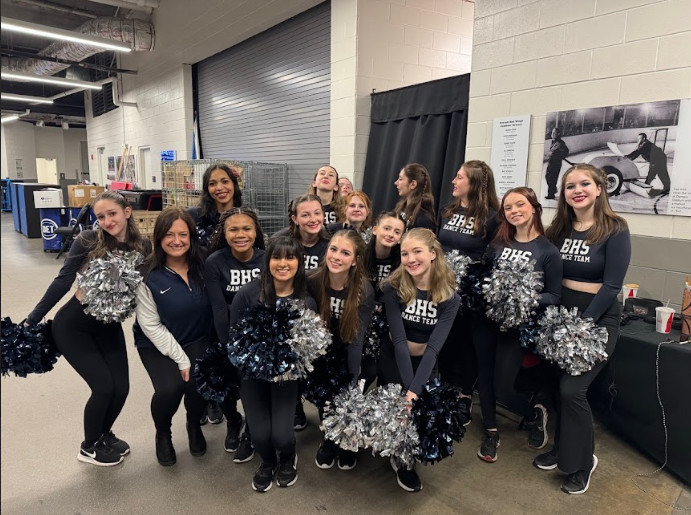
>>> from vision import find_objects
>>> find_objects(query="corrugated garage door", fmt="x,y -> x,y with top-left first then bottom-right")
195,2 -> 330,201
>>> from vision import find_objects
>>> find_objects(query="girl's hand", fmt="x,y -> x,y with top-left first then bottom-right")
404,390 -> 418,412
180,367 -> 190,382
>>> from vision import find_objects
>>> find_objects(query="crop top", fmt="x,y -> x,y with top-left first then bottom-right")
438,207 -> 499,260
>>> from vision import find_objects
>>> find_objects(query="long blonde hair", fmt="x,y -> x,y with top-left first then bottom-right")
383,228 -> 456,305
545,164 -> 627,245
442,160 -> 500,238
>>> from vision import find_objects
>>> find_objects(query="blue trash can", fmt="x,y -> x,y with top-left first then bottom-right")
67,206 -> 96,228
40,208 -> 65,252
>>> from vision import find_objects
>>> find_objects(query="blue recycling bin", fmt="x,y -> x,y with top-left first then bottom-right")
67,206 -> 95,228
39,208 -> 65,252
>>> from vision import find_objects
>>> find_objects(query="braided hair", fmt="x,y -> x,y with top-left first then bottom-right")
208,207 -> 266,254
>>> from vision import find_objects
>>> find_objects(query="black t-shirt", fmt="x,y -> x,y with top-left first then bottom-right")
28,230 -> 152,324
382,284 -> 460,395
323,204 -> 338,225
401,208 -> 436,231
204,247 -> 265,344
303,237 -> 330,271
438,207 -> 499,260
229,280 -> 317,323
489,235 -> 562,307
557,227 -> 631,321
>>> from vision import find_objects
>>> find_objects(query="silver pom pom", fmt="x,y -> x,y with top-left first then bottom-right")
274,301 -> 332,382
483,258 -> 543,331
77,250 -> 144,323
534,306 -> 609,376
445,250 -> 473,291
368,383 -> 419,469
361,227 -> 373,245
322,380 -> 371,452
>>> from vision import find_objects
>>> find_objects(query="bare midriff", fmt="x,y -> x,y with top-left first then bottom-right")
563,279 -> 602,295
407,341 -> 427,357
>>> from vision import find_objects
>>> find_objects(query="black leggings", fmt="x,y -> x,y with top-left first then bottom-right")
241,378 -> 298,465
359,356 -> 378,392
138,339 -> 209,435
51,296 -> 129,446
553,288 -> 621,473
378,338 -> 439,387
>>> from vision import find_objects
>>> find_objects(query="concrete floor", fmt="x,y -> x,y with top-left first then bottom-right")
1,212 -> 689,515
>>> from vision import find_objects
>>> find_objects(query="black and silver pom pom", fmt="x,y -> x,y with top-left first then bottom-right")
483,258 -> 543,331
194,341 -> 240,403
363,304 -> 387,360
303,346 -> 353,409
445,250 -> 473,291
1,317 -> 60,377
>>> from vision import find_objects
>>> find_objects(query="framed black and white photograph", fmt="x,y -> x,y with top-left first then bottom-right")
541,99 -> 691,217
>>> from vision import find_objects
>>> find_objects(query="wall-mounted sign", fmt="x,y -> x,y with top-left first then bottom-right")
160,150 -> 177,161
490,115 -> 532,199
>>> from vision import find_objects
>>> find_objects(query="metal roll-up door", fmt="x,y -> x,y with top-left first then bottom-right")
195,2 -> 330,201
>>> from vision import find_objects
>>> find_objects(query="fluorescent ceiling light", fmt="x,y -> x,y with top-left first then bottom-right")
1,93 -> 54,104
1,115 -> 20,123
1,17 -> 132,53
1,71 -> 102,90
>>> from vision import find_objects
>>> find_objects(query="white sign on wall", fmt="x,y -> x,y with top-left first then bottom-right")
490,115 -> 532,199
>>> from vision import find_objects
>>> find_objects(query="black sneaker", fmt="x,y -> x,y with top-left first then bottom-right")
390,457 -> 422,492
276,454 -> 298,487
315,439 -> 336,469
561,455 -> 598,495
77,439 -> 123,467
252,461 -> 278,492
526,404 -> 548,449
456,396 -> 473,427
200,413 -> 209,426
207,401 -> 224,425
337,449 -> 357,470
533,447 -> 558,470
294,400 -> 307,431
101,431 -> 130,457
477,431 -> 500,463
186,422 -> 207,457
155,432 -> 176,467
224,413 -> 243,453
233,430 -> 255,463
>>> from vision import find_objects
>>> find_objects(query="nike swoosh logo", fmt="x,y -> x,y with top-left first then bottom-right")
160,288 -> 171,294
83,450 -> 96,458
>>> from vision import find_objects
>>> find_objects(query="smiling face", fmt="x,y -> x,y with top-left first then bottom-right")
270,252 -> 299,286
373,216 -> 405,248
292,200 -> 324,237
326,235 -> 356,275
207,168 -> 235,209
225,213 -> 256,257
503,192 -> 535,230
394,169 -> 416,198
345,195 -> 368,227
312,166 -> 339,195
564,169 -> 601,211
93,198 -> 131,242
451,166 -> 470,200
338,177 -> 353,196
400,236 -> 435,283
161,218 -> 191,259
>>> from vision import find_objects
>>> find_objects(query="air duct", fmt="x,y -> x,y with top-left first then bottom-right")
1,17 -> 154,76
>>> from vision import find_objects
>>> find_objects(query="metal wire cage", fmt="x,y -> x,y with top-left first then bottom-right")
161,159 -> 289,235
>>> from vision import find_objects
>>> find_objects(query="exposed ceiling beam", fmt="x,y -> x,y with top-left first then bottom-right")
84,0 -> 159,15
0,48 -> 138,74
1,99 -> 84,117
10,0 -> 99,19
2,70 -> 102,89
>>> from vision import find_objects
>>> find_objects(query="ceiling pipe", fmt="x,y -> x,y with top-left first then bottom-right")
45,76 -> 137,107
84,0 -> 159,15
13,0 -> 99,18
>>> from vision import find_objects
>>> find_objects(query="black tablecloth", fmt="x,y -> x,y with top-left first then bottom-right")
606,320 -> 691,484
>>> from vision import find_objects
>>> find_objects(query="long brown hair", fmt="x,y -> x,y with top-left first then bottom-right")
208,207 -> 266,254
89,190 -> 146,260
198,164 -> 243,218
383,228 -> 456,305
442,160 -> 500,238
493,187 -> 545,245
337,190 -> 373,230
308,165 -> 340,207
394,163 -> 437,227
143,206 -> 205,285
311,230 -> 367,345
287,194 -> 330,243
545,164 -> 628,245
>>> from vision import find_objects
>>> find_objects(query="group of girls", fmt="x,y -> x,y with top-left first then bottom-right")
27,158 -> 629,497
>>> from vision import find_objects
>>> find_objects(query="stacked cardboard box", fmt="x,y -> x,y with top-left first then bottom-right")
132,210 -> 160,240
68,186 -> 106,207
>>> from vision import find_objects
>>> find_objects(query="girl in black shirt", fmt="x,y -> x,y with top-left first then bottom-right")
205,207 -> 267,463
308,165 -> 341,225
308,230 -> 374,471
539,164 -> 631,495
326,190 -> 373,237
394,163 -> 437,231
27,191 -> 150,467
380,228 -> 460,492
276,194 -> 331,272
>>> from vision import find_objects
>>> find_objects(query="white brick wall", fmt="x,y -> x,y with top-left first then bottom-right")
467,0 -> 691,240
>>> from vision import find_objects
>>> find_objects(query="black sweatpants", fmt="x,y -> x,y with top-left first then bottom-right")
51,296 -> 129,446
494,330 -> 542,421
553,288 -> 621,474
241,378 -> 298,465
378,338 -> 439,387
138,339 -> 209,435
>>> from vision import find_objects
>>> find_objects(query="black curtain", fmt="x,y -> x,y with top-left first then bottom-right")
362,74 -> 470,218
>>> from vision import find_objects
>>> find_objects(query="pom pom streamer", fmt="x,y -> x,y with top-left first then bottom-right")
534,306 -> 609,376
361,227 -> 373,245
1,317 -> 61,377
303,346 -> 353,408
519,316 -> 541,354
483,258 -> 543,331
228,301 -> 331,382
322,380 -> 371,452
459,261 -> 491,316
77,250 -> 144,323
363,304 -> 387,360
194,341 -> 240,403
445,250 -> 473,291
